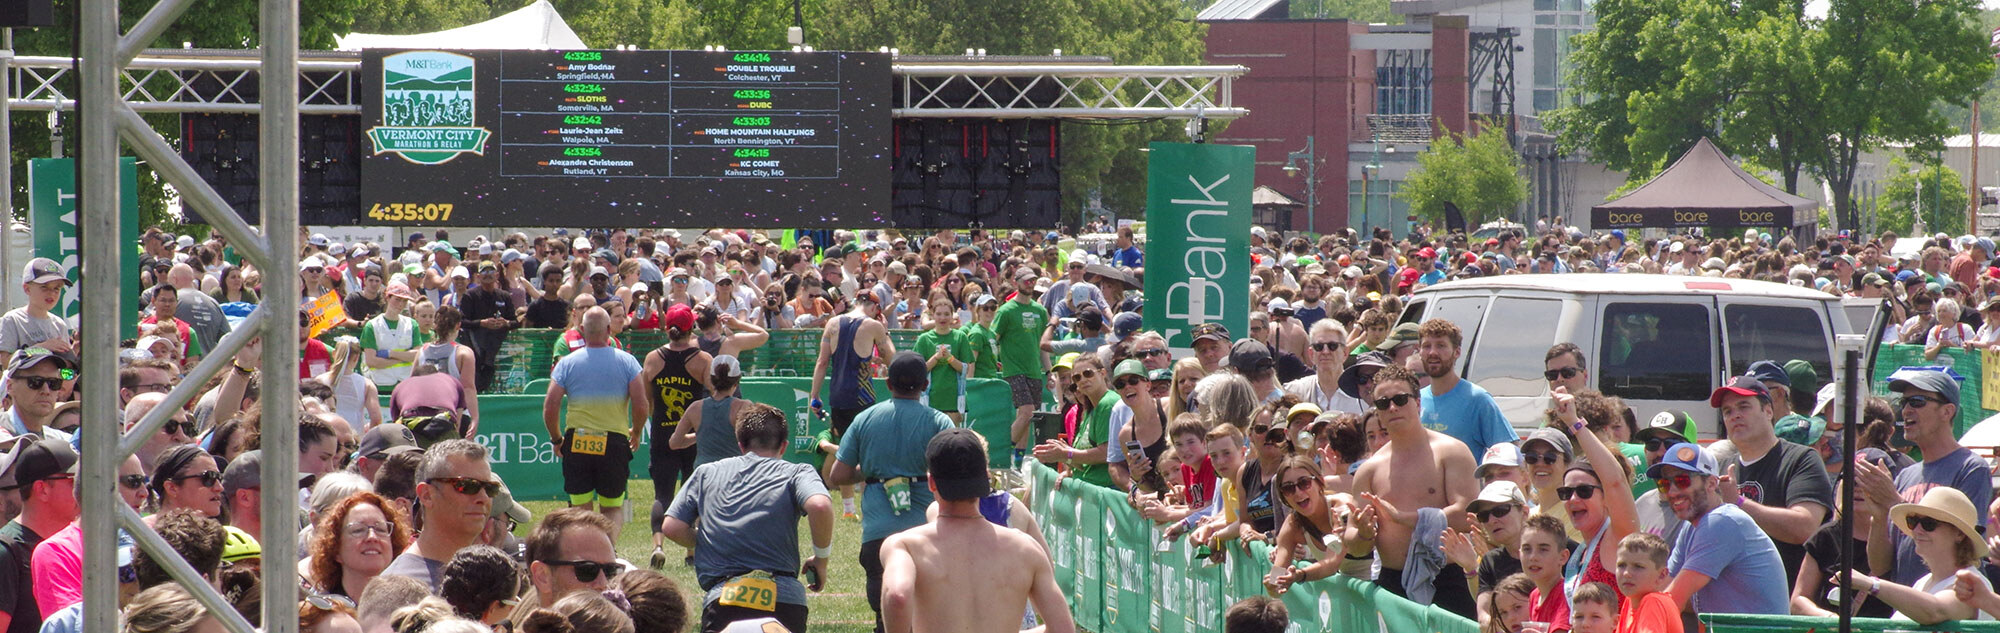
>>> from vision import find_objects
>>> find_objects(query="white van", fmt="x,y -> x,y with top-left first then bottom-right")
1398,274 -> 1862,438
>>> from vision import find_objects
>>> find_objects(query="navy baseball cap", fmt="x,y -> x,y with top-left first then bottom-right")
1745,360 -> 1790,388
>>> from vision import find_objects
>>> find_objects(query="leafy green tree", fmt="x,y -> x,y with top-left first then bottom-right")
1548,0 -> 1992,230
1398,127 -> 1527,226
1878,156 -> 1968,236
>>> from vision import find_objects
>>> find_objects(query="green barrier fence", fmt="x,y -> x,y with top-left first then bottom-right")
446,376 -> 1020,501
1701,613 -> 2000,633
1026,462 -> 1477,633
340,327 -> 928,395
1872,344 -> 1993,438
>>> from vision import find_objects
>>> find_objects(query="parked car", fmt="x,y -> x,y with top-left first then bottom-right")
1398,273 -> 1859,438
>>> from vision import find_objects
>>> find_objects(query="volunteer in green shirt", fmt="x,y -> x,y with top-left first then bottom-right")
1032,354 -> 1117,489
359,282 -> 430,388
913,300 -> 966,424
958,294 -> 1002,380
994,269 -> 1050,450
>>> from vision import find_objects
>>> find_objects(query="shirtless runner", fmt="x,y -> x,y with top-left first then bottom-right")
880,429 -> 1076,633
1351,363 -> 1480,618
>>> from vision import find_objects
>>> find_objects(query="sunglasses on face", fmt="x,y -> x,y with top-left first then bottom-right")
1311,342 -> 1342,352
1113,376 -> 1147,391
1556,484 -> 1602,501
1658,473 -> 1698,491
173,470 -> 223,487
1643,438 -> 1680,453
1133,349 -> 1168,358
547,559 -> 624,582
118,474 -> 147,489
1898,395 -> 1939,410
428,476 -> 501,497
161,419 -> 195,437
1372,392 -> 1415,411
1475,505 -> 1514,522
1278,476 -> 1317,496
1906,515 -> 1943,532
1076,369 -> 1098,379
1543,367 -> 1581,381
16,376 -> 65,391
1521,451 -> 1562,465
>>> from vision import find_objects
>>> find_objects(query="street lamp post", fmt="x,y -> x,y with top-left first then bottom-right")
1284,136 -> 1316,234
1361,142 -> 1389,237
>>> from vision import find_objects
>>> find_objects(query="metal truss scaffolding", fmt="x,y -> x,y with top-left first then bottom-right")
78,1 -> 300,633
6,52 -> 1247,119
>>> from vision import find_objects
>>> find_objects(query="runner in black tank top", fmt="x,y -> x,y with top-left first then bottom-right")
646,342 -> 707,568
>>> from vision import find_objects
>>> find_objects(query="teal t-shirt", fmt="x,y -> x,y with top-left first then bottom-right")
913,328 -> 965,411
835,399 -> 954,542
1619,441 -> 1654,497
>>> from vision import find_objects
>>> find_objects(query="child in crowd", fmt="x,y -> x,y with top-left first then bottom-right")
1521,514 -> 1574,633
1614,533 -> 1682,633
1483,574 -> 1535,633
1570,582 -> 1618,633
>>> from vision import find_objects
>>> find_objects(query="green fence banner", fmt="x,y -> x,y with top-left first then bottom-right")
1143,142 -> 1254,353
29,157 -> 141,337
1027,462 -> 1477,633
459,376 -> 1020,501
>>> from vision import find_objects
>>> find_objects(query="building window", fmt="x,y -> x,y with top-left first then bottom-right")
1375,50 -> 1433,116
1347,178 -> 1408,236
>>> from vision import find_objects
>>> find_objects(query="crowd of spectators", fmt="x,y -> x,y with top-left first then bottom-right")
15,217 -> 2000,633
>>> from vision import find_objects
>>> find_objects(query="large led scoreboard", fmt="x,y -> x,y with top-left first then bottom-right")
358,49 -> 893,228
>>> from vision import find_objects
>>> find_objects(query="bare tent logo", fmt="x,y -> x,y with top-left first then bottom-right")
369,51 -> 492,165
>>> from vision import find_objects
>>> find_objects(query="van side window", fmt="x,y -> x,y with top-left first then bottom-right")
1723,304 -> 1832,381
1466,297 -> 1564,397
1397,299 -> 1427,326
1599,303 -> 1713,402
1428,296 -> 1487,336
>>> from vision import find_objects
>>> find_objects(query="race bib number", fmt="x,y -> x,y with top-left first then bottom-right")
571,429 -> 608,456
718,572 -> 779,611
884,477 -> 913,515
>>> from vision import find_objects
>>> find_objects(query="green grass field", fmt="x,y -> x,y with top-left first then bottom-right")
521,480 -> 881,633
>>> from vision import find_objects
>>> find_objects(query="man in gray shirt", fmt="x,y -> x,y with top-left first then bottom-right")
169,264 -> 229,356
664,401 -> 834,633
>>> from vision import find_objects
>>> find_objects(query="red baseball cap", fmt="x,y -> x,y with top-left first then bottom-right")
663,304 -> 696,332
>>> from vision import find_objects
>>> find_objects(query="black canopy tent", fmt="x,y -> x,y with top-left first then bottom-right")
1590,137 -> 1820,231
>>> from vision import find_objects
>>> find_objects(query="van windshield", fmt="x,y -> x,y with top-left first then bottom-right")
1598,302 -> 1713,402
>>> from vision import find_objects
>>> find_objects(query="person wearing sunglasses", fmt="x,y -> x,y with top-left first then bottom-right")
1646,439 -> 1789,616
521,507 -> 621,616
149,444 -> 223,520
1285,320 -> 1368,416
123,393 -> 193,476
1108,360 -> 1170,495
1031,355 -> 1118,490
0,436 -> 75,632
1547,387 -> 1641,605
1442,480 -> 1532,610
1265,455 -> 1377,598
1858,369 -> 1992,589
1,348 -> 75,445
1542,343 -> 1590,397
1833,487 -> 1992,624
384,440 -> 495,592
1631,410 -> 1700,544
1350,363 -> 1481,619
24,453 -> 146,620
1708,374 -> 1834,594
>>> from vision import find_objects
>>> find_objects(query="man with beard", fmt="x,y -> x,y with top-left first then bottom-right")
1651,441 -> 1788,615
1413,319 -> 1516,460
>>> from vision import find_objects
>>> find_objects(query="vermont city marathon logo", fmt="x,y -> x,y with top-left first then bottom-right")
368,51 -> 492,165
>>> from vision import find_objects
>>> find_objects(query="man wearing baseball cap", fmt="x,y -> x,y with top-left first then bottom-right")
459,260 -> 518,391
1706,374 -> 1833,592
1860,368 -> 1991,586
350,424 -> 421,481
1632,410 -> 1700,541
1648,439 -> 1788,615
1189,323 -> 1231,374
827,352 -> 954,632
359,280 -> 427,388
879,428 -> 1076,633
0,436 -> 78,632
2,349 -> 76,444
1462,480 -> 1530,595
0,259 -> 72,355
993,270 -> 1050,451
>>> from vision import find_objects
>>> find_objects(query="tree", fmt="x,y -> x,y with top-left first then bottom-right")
1548,0 -> 1993,230
1398,127 -> 1528,226
1878,156 -> 1969,236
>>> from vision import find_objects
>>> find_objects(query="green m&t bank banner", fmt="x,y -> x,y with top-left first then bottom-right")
1142,142 -> 1253,353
